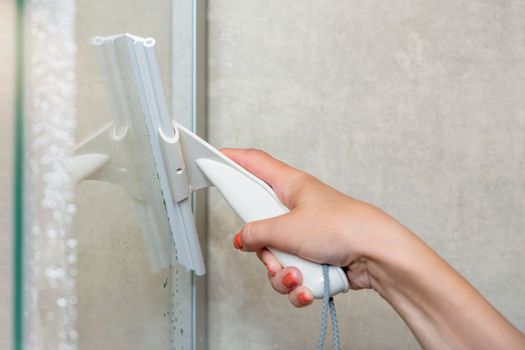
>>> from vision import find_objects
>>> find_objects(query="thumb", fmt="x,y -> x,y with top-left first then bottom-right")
239,212 -> 304,255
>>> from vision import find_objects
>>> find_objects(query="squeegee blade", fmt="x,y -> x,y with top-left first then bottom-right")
173,199 -> 205,276
92,33 -> 205,274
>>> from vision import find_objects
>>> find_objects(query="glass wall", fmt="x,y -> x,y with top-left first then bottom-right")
0,2 -> 16,349
7,0 -> 205,349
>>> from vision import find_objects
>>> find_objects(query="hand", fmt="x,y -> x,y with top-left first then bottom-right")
222,148 -> 525,349
222,148 -> 408,307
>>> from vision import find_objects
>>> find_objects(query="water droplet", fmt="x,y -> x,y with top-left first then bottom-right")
66,239 -> 77,248
57,298 -> 67,307
67,204 -> 76,214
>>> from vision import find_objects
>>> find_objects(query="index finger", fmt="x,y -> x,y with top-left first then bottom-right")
221,148 -> 301,205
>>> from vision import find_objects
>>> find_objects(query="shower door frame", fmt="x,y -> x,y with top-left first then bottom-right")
171,0 -> 207,349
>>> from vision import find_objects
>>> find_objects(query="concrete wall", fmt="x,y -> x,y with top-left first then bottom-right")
206,1 -> 525,349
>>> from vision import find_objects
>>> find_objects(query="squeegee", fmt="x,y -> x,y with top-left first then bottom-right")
72,34 -> 349,299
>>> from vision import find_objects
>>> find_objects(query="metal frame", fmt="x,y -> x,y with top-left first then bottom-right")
171,1 -> 207,349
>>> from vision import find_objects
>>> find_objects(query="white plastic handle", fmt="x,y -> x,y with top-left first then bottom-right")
195,158 -> 349,299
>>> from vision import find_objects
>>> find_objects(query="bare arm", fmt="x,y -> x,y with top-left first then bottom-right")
223,148 -> 525,350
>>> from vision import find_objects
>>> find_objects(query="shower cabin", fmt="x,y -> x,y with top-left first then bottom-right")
3,1 -> 525,349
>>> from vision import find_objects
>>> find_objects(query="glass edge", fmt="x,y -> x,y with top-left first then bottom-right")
13,0 -> 25,349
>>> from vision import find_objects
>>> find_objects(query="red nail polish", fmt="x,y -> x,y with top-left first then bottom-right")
298,292 -> 312,305
233,233 -> 243,249
298,292 -> 311,305
283,273 -> 298,289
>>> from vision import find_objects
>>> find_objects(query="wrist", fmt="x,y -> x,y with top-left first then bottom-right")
342,203 -> 437,298
339,202 -> 423,293
362,219 -> 442,299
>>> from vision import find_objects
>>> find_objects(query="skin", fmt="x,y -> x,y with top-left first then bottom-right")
222,148 -> 525,350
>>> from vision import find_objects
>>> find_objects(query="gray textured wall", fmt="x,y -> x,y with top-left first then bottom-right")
206,1 -> 525,349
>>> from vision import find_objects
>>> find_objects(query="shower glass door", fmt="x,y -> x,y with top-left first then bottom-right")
10,0 -> 206,349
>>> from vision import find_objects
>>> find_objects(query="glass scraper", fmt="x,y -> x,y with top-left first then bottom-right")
72,33 -> 349,299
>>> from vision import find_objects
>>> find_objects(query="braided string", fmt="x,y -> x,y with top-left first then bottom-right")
315,268 -> 329,350
316,265 -> 340,350
329,296 -> 340,349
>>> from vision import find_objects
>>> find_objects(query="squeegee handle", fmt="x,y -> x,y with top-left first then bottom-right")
195,158 -> 349,299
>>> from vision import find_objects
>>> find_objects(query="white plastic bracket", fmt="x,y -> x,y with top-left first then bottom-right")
158,126 -> 190,202
73,122 -> 145,201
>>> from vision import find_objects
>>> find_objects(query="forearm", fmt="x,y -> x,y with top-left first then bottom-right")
365,227 -> 525,349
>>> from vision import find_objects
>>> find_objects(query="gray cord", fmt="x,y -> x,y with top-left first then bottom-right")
329,296 -> 340,349
316,265 -> 340,350
316,269 -> 329,350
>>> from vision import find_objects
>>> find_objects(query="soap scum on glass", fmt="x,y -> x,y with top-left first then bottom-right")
25,0 -> 78,349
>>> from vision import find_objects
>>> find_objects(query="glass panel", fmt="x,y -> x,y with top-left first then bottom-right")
23,1 -> 78,348
0,2 -> 16,349
76,35 -> 170,350
11,0 -> 204,349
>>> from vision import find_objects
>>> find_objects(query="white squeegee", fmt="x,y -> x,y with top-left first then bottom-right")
73,33 -> 349,299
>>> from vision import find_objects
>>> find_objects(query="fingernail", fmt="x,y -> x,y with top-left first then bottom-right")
298,292 -> 312,306
233,233 -> 243,249
283,273 -> 298,289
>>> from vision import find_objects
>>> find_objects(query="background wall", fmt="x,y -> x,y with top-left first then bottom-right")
206,1 -> 525,349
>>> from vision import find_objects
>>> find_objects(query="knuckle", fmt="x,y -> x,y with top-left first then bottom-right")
245,148 -> 268,161
290,170 -> 315,185
243,148 -> 270,171
242,223 -> 257,246
280,171 -> 317,205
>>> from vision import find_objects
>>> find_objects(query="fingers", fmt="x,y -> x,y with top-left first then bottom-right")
267,267 -> 313,307
236,212 -> 306,255
288,286 -> 314,307
221,148 -> 297,191
255,248 -> 315,307
221,148 -> 312,208
233,240 -> 315,307
268,266 -> 301,294
256,248 -> 281,275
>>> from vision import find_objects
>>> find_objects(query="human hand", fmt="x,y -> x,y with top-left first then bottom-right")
222,149 -> 525,349
222,148 -> 408,307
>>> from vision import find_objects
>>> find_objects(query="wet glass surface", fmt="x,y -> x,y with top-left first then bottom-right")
11,1 -> 197,348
